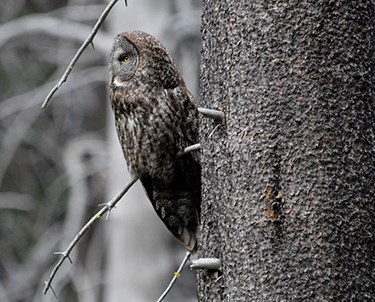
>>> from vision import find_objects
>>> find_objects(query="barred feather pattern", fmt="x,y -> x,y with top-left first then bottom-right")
109,31 -> 200,252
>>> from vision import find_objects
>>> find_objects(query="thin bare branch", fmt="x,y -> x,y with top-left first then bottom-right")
43,177 -> 138,295
41,0 -> 120,109
156,251 -> 191,302
45,282 -> 58,299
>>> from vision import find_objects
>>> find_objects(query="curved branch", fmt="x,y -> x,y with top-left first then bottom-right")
43,177 -> 138,295
156,252 -> 192,302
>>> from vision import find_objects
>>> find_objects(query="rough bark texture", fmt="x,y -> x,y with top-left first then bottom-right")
198,1 -> 375,301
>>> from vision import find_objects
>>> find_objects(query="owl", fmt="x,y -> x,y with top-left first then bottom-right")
109,31 -> 201,253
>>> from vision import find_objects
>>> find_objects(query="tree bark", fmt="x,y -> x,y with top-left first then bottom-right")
198,1 -> 375,301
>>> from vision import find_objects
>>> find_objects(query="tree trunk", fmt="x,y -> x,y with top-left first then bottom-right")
198,1 -> 375,301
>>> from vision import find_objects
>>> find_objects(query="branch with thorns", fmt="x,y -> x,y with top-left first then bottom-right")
157,251 -> 192,302
43,144 -> 201,297
43,176 -> 137,295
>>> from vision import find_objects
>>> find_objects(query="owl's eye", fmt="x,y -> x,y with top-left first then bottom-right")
119,53 -> 131,63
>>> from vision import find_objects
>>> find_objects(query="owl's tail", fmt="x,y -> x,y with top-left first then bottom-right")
177,225 -> 199,253
152,189 -> 200,254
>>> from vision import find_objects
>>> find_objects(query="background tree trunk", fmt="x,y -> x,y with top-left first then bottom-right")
198,1 -> 375,301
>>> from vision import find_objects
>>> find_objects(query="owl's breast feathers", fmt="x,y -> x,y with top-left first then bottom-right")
110,82 -> 198,183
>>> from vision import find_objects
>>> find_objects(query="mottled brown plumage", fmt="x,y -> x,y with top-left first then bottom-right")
109,31 -> 200,252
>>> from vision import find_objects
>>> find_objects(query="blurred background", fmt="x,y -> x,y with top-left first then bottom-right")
0,0 -> 201,301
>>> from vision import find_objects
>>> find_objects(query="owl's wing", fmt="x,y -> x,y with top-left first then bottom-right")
167,87 -> 201,212
140,156 -> 200,252
172,90 -> 201,252
144,87 -> 201,252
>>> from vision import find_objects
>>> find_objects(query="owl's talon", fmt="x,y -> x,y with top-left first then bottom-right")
198,107 -> 225,121
190,258 -> 222,270
177,143 -> 201,157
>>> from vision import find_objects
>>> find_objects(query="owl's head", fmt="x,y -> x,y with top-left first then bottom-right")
109,31 -> 180,89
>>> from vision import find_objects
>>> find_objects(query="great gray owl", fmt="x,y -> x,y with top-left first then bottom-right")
109,31 -> 201,252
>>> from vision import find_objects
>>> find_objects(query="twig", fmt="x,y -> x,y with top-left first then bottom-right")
45,282 -> 58,299
208,123 -> 221,139
43,177 -> 138,295
41,0 -> 120,109
156,251 -> 191,302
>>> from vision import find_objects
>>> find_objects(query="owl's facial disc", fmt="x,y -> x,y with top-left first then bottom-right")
110,37 -> 139,83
